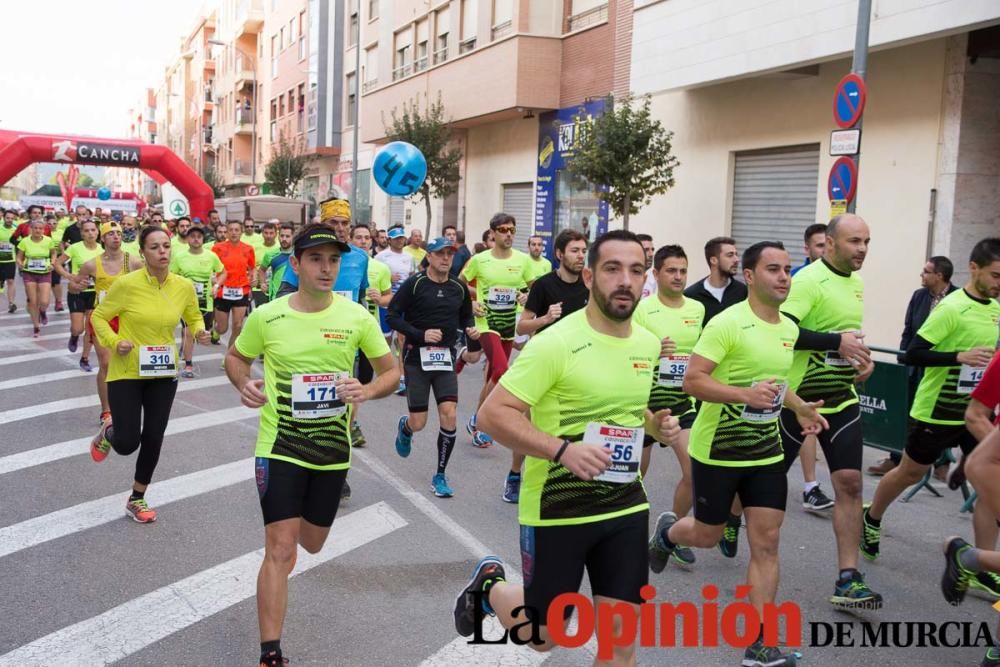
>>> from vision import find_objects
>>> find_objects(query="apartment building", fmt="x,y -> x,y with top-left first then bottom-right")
628,0 -> 1000,346
107,89 -> 159,197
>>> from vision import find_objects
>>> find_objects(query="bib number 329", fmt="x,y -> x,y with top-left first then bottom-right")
585,423 -> 643,484
139,345 -> 177,377
291,372 -> 348,418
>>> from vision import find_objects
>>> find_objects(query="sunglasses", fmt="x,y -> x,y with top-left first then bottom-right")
493,225 -> 516,234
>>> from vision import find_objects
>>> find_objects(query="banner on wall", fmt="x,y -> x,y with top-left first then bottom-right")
533,98 -> 608,259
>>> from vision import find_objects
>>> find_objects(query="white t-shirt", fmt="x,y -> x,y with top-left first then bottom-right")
375,248 -> 417,293
641,268 -> 656,299
703,277 -> 730,303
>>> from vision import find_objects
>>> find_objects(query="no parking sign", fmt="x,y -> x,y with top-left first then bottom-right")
827,157 -> 858,204
833,73 -> 867,129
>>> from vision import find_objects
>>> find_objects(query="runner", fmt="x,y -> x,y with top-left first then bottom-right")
120,214 -> 141,257
452,230 -> 681,666
375,225 -> 418,394
511,234 -> 553,352
261,222 -> 294,301
863,238 -> 1000,577
648,241 -> 827,667
778,214 -> 881,608
54,219 -> 103,370
252,220 -> 280,306
242,216 -> 266,259
172,216 -> 192,256
351,223 -> 393,407
504,228 -> 590,503
211,219 -> 257,351
169,225 -> 226,378
388,237 -> 478,498
460,213 -> 535,448
632,244 -> 705,567
0,209 -> 18,313
77,223 -> 144,423
89,225 -> 209,523
16,218 -> 57,337
48,213 -> 66,313
224,223 -> 399,667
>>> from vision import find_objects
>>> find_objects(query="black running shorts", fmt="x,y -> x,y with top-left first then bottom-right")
0,262 -> 15,282
215,295 -> 250,313
520,510 -> 648,625
904,418 -> 977,466
403,347 -> 459,413
691,459 -> 787,525
255,457 -> 348,527
779,403 -> 863,473
68,291 -> 96,313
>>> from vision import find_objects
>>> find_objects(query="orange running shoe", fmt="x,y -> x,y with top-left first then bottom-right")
90,420 -> 113,462
259,650 -> 289,666
99,410 -> 112,425
125,497 -> 157,523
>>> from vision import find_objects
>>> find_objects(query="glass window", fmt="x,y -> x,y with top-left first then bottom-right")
553,170 -> 600,240
460,0 -> 477,51
289,18 -> 296,42
364,46 -> 378,85
346,73 -> 356,126
349,0 -> 359,46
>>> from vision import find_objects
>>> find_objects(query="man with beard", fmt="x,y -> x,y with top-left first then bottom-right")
649,241 -> 827,667
684,236 -> 747,326
638,233 -> 656,298
500,229 -> 590,503
452,230 -> 681,667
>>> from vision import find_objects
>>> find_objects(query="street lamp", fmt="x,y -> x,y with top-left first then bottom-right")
208,38 -> 257,185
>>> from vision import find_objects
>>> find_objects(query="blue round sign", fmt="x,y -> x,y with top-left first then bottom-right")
373,142 -> 427,197
833,73 -> 866,129
827,157 -> 857,203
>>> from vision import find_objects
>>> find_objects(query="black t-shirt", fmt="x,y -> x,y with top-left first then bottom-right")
62,222 -> 83,246
523,270 -> 589,334
386,271 -> 474,349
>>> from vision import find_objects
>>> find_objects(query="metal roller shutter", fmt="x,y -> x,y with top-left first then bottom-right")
502,183 -> 534,252
731,144 -> 820,267
388,196 -> 405,228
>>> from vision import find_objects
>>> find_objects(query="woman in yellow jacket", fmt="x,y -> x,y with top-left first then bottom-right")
89,226 -> 210,523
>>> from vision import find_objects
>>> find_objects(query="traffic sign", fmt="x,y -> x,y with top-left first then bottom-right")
827,157 -> 858,203
830,129 -> 861,156
830,199 -> 848,219
245,185 -> 259,196
833,73 -> 866,129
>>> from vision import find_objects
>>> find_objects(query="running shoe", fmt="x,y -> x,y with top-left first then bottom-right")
970,571 -> 1000,599
32,327 -> 40,338
941,536 -> 975,605
501,472 -> 520,503
982,647 -> 1000,666
125,497 -> 157,523
432,473 -> 454,498
742,640 -> 797,667
395,416 -> 412,458
351,420 -> 367,448
466,414 -> 478,436
67,334 -> 79,353
472,430 -> 493,448
79,357 -> 92,372
7,304 -> 15,314
719,515 -> 741,558
99,410 -> 112,425
210,329 -> 220,344
803,485 -> 834,512
341,480 -> 352,501
40,311 -> 47,325
181,365 -> 195,378
54,303 -> 64,312
830,570 -> 883,609
259,650 -> 289,666
648,511 -> 678,574
860,503 -> 881,561
395,377 -> 407,396
90,420 -> 113,462
454,556 -> 506,637
672,544 -> 696,566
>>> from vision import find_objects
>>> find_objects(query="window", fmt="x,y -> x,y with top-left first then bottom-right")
270,99 -> 277,121
271,36 -> 278,78
279,95 -> 285,117
460,0 -> 477,52
346,73 -> 356,126
287,90 -> 294,116
298,11 -> 307,59
434,7 -> 449,63
364,46 -> 379,91
368,0 -> 379,20
297,84 -> 305,131
289,18 -> 296,43
415,20 -> 429,71
349,0 -> 359,46
280,27 -> 285,50
568,0 -> 608,31
492,0 -> 513,39
393,30 -> 412,80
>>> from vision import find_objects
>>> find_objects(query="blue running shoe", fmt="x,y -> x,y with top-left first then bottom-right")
454,556 -> 506,637
472,430 -> 493,448
395,416 -> 412,458
432,473 -> 454,498
502,472 -> 520,503
466,414 -> 478,436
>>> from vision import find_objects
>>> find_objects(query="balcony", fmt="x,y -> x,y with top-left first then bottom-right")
235,110 -> 254,134
391,63 -> 411,81
233,159 -> 252,178
204,58 -> 215,72
432,46 -> 447,65
567,4 -> 607,32
491,20 -> 513,41
235,0 -> 264,37
362,78 -> 379,93
361,34 -> 561,143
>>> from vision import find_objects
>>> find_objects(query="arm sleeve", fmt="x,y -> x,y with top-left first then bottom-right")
898,294 -> 918,362
971,352 -> 1000,408
459,284 -> 474,329
91,278 -> 127,349
386,279 -> 425,343
234,308 -> 264,358
905,335 -> 960,367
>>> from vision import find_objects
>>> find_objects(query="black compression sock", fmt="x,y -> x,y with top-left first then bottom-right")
129,490 -> 144,501
437,428 -> 456,474
401,418 -> 413,437
261,640 -> 281,655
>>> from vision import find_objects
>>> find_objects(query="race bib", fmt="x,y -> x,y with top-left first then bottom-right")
958,365 -> 987,395
26,258 -> 48,272
0,241 -> 13,259
487,286 -> 517,311
420,346 -> 453,371
291,372 -> 348,418
139,345 -> 177,377
98,290 -> 107,303
222,286 -> 244,301
824,350 -> 853,367
194,282 -> 205,296
585,423 -> 643,484
657,354 -> 689,388
335,290 -> 353,301
740,382 -> 787,422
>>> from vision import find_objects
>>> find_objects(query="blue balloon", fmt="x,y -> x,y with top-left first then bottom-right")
373,142 -> 427,197
97,187 -> 111,201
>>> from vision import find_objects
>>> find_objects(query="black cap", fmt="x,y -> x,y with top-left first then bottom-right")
182,226 -> 205,238
293,227 -> 351,254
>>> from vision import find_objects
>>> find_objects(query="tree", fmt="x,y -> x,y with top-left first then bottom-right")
568,93 -> 679,230
383,94 -> 462,239
265,136 -> 311,197
202,166 -> 226,198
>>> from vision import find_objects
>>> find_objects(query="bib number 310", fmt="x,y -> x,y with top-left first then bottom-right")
585,422 -> 643,484
139,345 -> 177,377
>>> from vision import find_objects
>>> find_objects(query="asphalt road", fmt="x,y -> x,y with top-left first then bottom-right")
0,301 -> 994,666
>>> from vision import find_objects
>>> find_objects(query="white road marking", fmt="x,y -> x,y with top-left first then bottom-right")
0,502 -> 407,665
0,353 -> 224,391
0,310 -> 70,322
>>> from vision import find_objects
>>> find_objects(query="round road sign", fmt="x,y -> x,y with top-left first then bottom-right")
827,157 -> 858,203
833,73 -> 867,129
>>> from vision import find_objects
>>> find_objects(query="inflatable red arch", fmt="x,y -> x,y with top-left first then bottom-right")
0,129 -> 214,220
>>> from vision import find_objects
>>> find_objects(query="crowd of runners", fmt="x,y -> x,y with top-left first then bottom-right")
4,198 -> 1000,667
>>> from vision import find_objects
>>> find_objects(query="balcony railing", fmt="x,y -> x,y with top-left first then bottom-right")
432,46 -> 447,64
204,89 -> 212,102
236,109 -> 254,124
203,127 -> 213,143
392,64 -> 411,81
567,3 -> 608,32
458,37 -> 476,54
491,20 -> 513,40
362,78 -> 379,93
414,55 -> 428,72
234,159 -> 252,177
